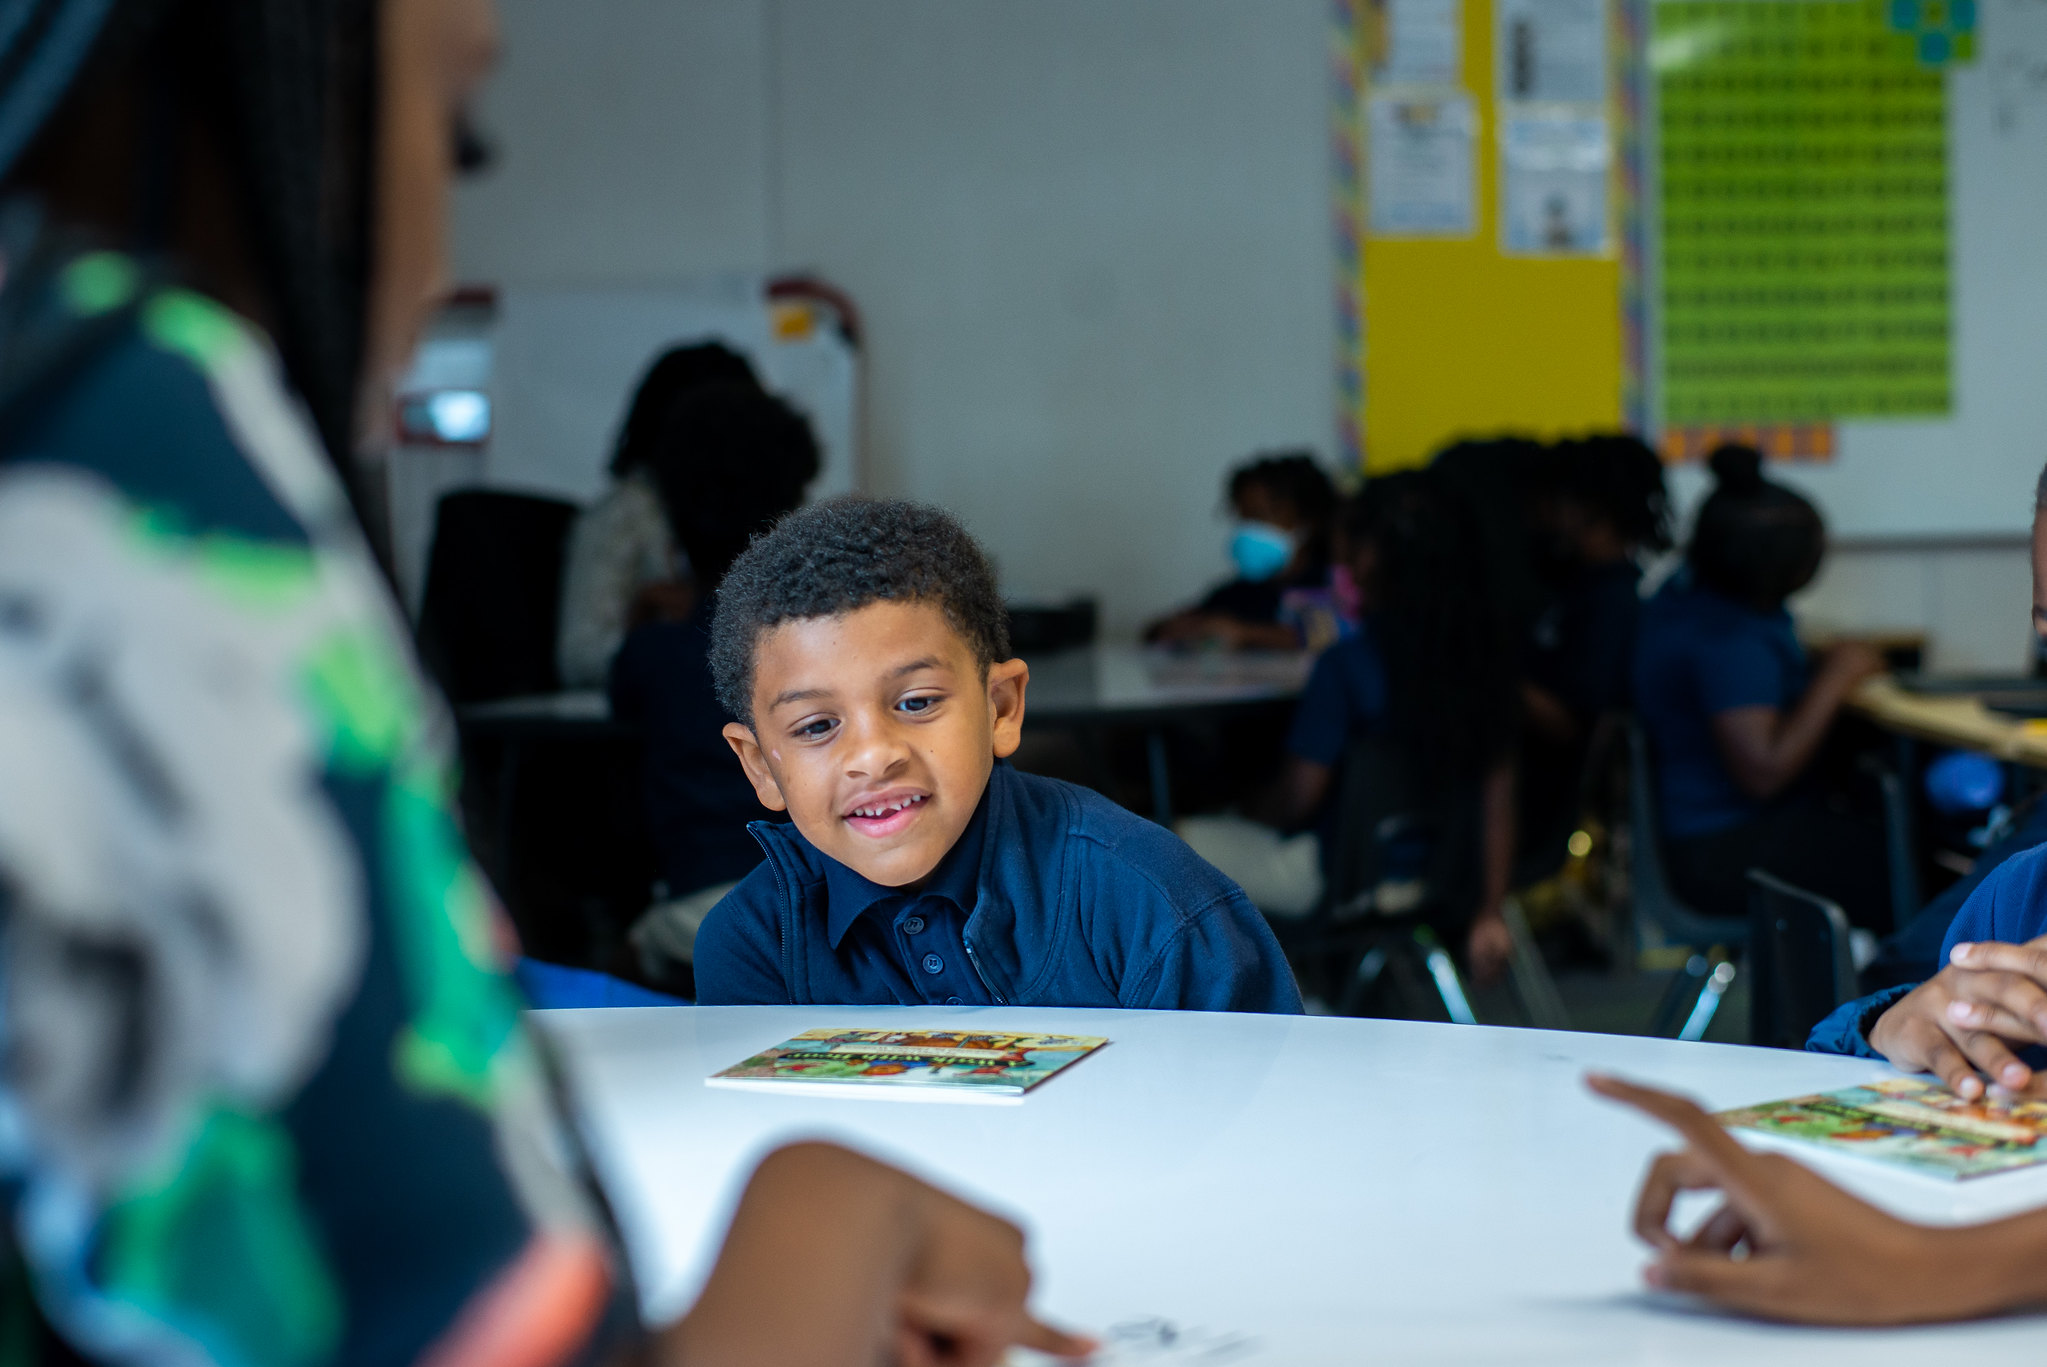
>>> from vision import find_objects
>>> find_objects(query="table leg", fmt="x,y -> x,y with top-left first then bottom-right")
1146,727 -> 1173,827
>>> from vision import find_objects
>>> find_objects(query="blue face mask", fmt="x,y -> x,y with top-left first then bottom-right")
1229,521 -> 1296,582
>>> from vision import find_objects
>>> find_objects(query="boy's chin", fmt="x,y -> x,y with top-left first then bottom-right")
829,837 -> 946,890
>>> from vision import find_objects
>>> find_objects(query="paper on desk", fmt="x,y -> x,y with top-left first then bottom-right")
1007,1317 -> 1260,1365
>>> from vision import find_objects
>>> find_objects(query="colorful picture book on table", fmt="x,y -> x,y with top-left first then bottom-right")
709,1028 -> 1108,1099
1719,1077 -> 2047,1181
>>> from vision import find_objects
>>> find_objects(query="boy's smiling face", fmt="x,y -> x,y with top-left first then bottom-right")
723,599 -> 1028,889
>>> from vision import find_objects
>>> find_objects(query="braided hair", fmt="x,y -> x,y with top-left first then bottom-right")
0,0 -> 380,518
1345,470 -> 1515,794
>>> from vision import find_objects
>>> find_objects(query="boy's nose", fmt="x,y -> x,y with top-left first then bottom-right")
840,711 -> 912,777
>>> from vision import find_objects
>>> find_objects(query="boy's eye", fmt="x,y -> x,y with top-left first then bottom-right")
898,695 -> 938,715
794,718 -> 837,739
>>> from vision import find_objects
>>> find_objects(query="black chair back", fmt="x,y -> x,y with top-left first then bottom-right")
417,488 -> 579,704
1747,869 -> 1856,1049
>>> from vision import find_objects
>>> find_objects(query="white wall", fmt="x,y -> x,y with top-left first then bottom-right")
453,0 -> 1336,637
453,0 -> 2025,667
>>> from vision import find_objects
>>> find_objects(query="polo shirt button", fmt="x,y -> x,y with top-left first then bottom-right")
944,996 -> 963,1005
902,915 -> 926,934
922,952 -> 945,974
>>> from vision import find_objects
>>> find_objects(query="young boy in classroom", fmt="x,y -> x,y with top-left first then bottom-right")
610,381 -> 821,984
690,496 -> 1304,1011
1178,470 -> 1519,984
1517,435 -> 1670,877
1146,451 -> 1341,651
1632,444 -> 1890,927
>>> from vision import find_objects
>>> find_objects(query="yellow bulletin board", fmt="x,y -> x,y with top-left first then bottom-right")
1357,0 -> 1624,474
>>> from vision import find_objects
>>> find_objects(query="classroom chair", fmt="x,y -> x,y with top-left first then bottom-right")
416,488 -> 579,704
1268,736 -> 1486,1023
1745,870 -> 1855,1050
1625,720 -> 1747,1040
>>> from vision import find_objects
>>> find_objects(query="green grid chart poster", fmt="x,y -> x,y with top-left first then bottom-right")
1654,0 -> 1961,426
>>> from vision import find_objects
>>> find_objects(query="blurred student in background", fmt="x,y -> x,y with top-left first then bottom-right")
555,341 -> 760,686
0,0 -> 1081,1363
1148,450 -> 1341,651
1517,435 -> 1670,877
611,380 -> 820,987
1181,470 -> 1518,984
1633,445 -> 1889,927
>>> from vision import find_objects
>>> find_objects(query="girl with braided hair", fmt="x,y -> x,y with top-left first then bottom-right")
0,3 -> 1083,1366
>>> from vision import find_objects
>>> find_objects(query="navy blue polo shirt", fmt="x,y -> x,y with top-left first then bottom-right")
1809,841 -> 2047,1059
1527,560 -> 1641,724
1285,620 -> 1391,768
1633,577 -> 1808,838
609,601 -> 780,896
693,760 -> 1303,1012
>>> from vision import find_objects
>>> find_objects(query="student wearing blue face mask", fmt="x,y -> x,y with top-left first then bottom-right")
1148,452 -> 1340,651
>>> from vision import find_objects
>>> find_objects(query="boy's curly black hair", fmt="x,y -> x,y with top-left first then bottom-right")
710,496 -> 1012,722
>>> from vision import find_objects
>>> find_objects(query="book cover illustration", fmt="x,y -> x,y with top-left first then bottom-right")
709,1028 -> 1109,1097
1718,1076 -> 2047,1180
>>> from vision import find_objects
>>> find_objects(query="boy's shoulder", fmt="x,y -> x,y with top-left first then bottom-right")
998,766 -> 1246,918
1951,841 -> 2047,948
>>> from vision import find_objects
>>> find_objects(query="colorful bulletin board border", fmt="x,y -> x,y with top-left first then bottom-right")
1660,423 -> 1837,464
1331,0 -> 1369,473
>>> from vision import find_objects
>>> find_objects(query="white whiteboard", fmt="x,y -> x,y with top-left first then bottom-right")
1660,0 -> 2047,538
485,279 -> 860,507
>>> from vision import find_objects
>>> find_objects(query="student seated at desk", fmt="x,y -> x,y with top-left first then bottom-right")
1633,445 -> 1889,926
556,342 -> 761,687
692,497 -> 1302,1012
1178,470 -> 1518,983
1517,434 -> 1670,876
609,380 -> 820,983
1146,451 -> 1342,651
1810,458 -> 2047,1060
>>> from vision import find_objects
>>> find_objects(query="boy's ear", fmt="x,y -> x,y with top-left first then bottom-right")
722,722 -> 789,812
986,658 -> 1029,760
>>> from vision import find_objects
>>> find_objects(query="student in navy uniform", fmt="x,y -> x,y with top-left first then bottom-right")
692,497 -> 1302,1012
1180,470 -> 1518,983
1517,435 -> 1670,878
609,380 -> 820,982
1147,451 -> 1338,650
1632,445 -> 1888,926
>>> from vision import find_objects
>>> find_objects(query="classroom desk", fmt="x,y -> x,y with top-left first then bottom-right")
1847,676 -> 2047,769
541,1005 -> 2047,1365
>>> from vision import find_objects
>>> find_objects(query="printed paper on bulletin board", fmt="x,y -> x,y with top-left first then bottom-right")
1656,0 -> 1953,426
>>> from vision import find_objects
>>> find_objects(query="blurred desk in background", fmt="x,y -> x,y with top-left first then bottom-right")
1025,645 -> 1312,825
1849,676 -> 2047,769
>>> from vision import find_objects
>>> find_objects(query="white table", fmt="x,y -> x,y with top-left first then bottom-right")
539,1006 -> 2047,1364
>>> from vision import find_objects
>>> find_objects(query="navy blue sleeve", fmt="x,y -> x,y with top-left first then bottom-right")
1805,983 -> 1915,1057
1695,628 -> 1791,716
689,863 -> 792,1005
1286,646 -> 1357,767
1127,886 -> 1305,1014
1940,842 -> 2047,964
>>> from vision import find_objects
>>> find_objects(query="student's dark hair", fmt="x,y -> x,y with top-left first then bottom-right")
1344,470 -> 1514,791
1687,445 -> 1825,608
609,342 -> 761,477
2035,457 -> 2047,512
709,497 -> 1010,722
648,380 -> 819,589
1542,434 -> 1672,552
1228,451 -> 1337,570
0,0 -> 384,548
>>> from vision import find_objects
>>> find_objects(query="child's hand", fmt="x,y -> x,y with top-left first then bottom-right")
1867,935 -> 2047,1098
1818,639 -> 1886,686
1587,1074 -> 1982,1324
1465,910 -> 1513,987
668,1142 -> 1094,1367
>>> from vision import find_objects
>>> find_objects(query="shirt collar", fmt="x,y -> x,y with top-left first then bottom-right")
823,772 -> 993,948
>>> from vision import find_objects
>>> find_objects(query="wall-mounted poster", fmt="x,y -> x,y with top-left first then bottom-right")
1655,0 -> 1952,424
1500,110 -> 1610,255
1367,92 -> 1477,237
1373,0 -> 1462,86
1497,0 -> 1608,103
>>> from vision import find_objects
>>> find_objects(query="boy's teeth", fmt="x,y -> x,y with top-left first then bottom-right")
855,795 -> 922,818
